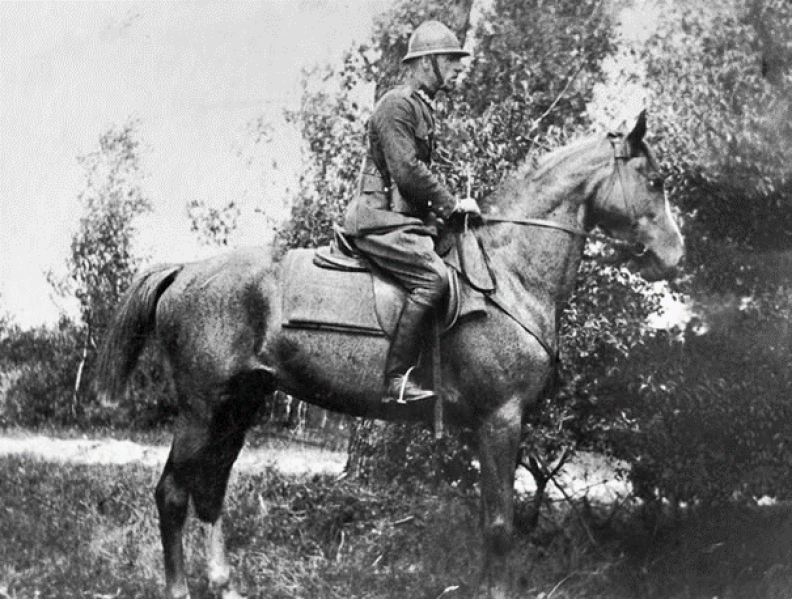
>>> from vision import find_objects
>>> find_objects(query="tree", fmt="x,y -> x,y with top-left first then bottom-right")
275,0 -> 479,480
640,0 -> 792,250
276,0 -> 476,253
55,119 -> 152,416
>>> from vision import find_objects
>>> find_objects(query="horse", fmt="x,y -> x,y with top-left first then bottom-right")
96,110 -> 684,599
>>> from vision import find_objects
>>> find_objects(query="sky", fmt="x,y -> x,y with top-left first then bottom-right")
0,0 -> 386,329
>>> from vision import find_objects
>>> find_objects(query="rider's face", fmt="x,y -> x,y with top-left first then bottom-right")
434,54 -> 464,90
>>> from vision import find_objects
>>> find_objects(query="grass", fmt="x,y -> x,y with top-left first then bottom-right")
2,453 -> 792,599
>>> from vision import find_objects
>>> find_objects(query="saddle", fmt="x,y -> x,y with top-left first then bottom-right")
281,226 -> 491,339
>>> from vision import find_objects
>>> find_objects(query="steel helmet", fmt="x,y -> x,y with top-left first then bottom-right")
402,20 -> 471,63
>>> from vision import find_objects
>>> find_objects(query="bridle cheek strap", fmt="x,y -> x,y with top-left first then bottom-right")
603,134 -> 637,221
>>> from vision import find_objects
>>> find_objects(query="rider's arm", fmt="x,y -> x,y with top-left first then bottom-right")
373,94 -> 459,220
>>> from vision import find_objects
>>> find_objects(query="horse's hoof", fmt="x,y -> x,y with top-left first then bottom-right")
166,583 -> 191,599
208,577 -> 245,599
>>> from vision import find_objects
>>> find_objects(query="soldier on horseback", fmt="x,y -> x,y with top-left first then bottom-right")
343,20 -> 481,403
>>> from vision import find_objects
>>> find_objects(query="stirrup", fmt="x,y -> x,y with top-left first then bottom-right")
385,366 -> 436,404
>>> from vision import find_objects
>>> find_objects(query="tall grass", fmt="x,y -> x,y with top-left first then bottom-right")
3,454 -> 792,599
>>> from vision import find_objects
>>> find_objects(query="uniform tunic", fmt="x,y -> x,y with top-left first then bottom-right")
343,84 -> 457,307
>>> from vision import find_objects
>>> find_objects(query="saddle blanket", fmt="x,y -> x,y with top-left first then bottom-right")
281,247 -> 485,337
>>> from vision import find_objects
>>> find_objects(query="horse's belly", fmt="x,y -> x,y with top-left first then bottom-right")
270,327 -> 389,414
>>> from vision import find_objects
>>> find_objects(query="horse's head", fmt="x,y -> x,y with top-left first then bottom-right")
588,111 -> 684,281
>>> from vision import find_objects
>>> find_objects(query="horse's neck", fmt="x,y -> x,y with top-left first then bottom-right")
485,175 -> 591,304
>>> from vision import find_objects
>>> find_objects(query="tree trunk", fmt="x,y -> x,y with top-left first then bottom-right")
72,322 -> 91,419
345,418 -> 389,480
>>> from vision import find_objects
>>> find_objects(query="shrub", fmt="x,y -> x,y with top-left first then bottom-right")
602,290 -> 792,506
2,322 -> 82,427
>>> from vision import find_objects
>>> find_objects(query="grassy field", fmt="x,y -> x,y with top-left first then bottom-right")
3,451 -> 792,599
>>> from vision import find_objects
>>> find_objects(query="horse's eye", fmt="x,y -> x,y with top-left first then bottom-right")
648,177 -> 665,191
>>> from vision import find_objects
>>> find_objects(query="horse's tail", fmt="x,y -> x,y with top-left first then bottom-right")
95,263 -> 182,404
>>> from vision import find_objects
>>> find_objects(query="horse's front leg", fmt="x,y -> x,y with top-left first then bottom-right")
206,518 -> 244,599
477,397 -> 522,599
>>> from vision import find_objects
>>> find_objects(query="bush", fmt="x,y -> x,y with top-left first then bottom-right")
0,320 -> 177,430
2,322 -> 82,427
601,290 -> 792,506
347,421 -> 479,491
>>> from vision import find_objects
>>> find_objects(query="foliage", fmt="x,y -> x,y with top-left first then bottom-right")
0,318 -> 174,429
277,0 -> 695,499
31,119 -> 156,425
276,65 -> 368,251
59,119 -> 152,340
345,421 -> 479,490
187,199 -> 241,247
336,0 -> 641,488
276,0 -> 476,252
602,288 -> 792,506
0,319 -> 82,427
639,0 -> 792,249
577,0 -> 792,509
446,0 -> 615,198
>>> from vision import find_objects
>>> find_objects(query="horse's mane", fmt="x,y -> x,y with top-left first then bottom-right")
484,134 -> 608,216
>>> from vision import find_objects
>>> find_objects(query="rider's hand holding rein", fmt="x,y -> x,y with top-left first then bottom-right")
454,197 -> 483,229
456,196 -> 481,215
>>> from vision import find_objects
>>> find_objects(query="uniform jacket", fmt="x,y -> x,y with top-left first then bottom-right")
343,83 -> 458,237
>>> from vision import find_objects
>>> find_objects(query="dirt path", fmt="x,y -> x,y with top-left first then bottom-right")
0,432 -> 347,476
0,432 -> 629,501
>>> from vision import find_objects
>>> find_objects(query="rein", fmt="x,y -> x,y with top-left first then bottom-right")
471,134 -> 645,254
477,216 -> 638,252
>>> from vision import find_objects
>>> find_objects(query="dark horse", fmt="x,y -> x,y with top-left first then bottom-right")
96,111 -> 683,599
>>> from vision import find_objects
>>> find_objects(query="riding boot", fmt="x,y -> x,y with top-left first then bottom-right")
383,297 -> 436,402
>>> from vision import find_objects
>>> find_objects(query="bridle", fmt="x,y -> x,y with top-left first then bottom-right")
474,133 -> 650,255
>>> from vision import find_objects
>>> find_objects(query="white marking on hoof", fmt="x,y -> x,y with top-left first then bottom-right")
166,583 -> 190,599
207,562 -> 231,588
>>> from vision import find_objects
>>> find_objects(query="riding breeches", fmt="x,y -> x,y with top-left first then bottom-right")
353,225 -> 449,308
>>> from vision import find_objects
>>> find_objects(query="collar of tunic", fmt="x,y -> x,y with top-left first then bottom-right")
413,87 -> 435,111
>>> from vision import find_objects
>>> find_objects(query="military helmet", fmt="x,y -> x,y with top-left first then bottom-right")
402,20 -> 471,63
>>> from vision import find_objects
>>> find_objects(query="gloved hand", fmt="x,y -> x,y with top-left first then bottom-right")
456,197 -> 481,215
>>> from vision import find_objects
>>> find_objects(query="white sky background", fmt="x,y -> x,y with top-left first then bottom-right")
0,0 -> 386,329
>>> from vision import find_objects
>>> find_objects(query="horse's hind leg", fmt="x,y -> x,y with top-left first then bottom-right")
156,455 -> 190,599
156,368 -> 271,599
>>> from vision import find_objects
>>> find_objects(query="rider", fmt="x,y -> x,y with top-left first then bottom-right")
343,20 -> 481,402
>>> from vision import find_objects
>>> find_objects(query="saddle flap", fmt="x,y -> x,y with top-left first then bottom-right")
445,228 -> 496,293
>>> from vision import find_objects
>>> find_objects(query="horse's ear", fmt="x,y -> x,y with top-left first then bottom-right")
626,109 -> 647,149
